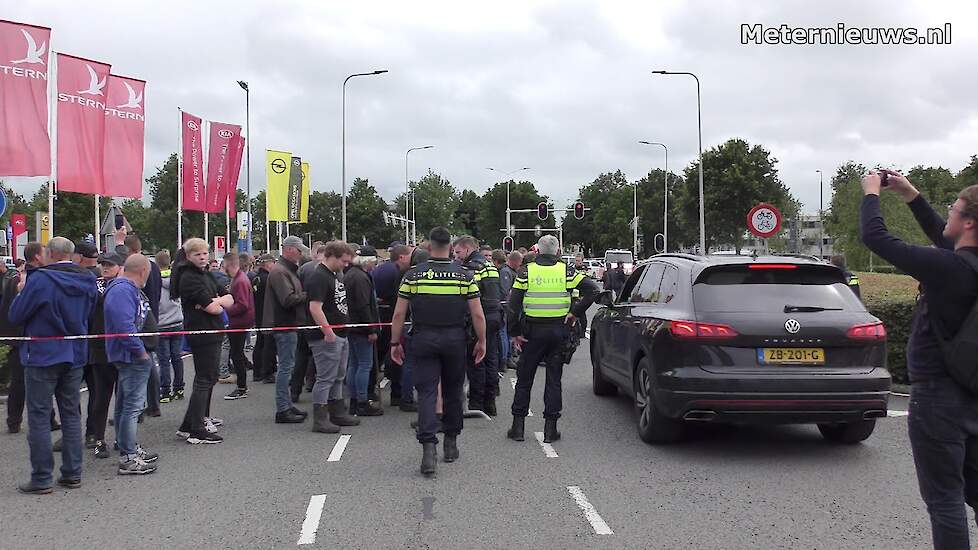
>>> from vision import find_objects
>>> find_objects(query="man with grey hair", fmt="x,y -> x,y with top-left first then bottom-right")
266,235 -> 311,424
506,235 -> 599,444
9,237 -> 98,493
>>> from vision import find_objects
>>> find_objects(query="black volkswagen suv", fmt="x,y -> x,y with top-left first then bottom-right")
590,254 -> 891,444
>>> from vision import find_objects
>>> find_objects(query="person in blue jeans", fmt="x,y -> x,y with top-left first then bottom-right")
344,246 -> 382,416
8,237 -> 97,494
264,237 -> 310,424
104,254 -> 159,475
156,251 -> 185,402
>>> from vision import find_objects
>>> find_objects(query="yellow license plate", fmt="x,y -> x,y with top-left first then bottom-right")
758,348 -> 825,365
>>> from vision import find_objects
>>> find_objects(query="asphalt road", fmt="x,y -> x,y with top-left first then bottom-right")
0,341 -> 965,549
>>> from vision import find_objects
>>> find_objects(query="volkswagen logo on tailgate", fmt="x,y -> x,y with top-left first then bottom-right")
784,319 -> 801,334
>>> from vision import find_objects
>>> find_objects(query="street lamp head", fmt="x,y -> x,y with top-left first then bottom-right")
422,145 -> 434,150
373,70 -> 389,75
639,140 -> 650,144
237,80 -> 248,91
651,70 -> 668,74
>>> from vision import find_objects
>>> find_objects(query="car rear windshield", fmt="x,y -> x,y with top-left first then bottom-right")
692,264 -> 864,313
606,252 -> 633,264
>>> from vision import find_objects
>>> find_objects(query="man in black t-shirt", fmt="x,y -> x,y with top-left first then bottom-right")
306,241 -> 360,433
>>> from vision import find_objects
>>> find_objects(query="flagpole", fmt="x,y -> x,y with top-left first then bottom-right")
202,120 -> 209,245
177,107 -> 183,248
277,221 -> 282,253
225,200 -> 231,254
94,195 -> 101,250
48,50 -> 57,237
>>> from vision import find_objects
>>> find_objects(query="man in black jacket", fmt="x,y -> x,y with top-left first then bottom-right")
174,238 -> 233,445
2,242 -> 45,434
345,246 -> 382,416
454,236 -> 503,415
252,254 -> 276,383
860,169 -> 978,549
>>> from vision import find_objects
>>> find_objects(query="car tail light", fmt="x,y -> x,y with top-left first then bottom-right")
846,322 -> 887,341
670,321 -> 739,340
748,264 -> 797,270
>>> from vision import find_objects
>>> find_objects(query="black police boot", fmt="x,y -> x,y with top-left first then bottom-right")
507,416 -> 525,441
421,442 -> 437,475
443,435 -> 459,463
543,418 -> 561,443
483,397 -> 497,417
328,400 -> 361,427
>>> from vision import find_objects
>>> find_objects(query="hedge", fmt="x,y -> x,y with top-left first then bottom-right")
864,297 -> 914,385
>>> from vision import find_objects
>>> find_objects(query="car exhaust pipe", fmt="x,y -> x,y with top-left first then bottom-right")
863,409 -> 886,420
683,410 -> 717,421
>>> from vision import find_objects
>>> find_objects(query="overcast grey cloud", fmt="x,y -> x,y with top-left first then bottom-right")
5,0 -> 977,218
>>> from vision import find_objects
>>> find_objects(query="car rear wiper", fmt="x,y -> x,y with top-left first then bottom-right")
784,305 -> 844,313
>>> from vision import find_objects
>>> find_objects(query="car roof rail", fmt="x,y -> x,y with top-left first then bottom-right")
649,253 -> 705,262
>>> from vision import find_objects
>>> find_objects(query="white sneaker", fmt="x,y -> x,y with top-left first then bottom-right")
206,417 -> 224,427
204,419 -> 218,434
175,430 -> 190,440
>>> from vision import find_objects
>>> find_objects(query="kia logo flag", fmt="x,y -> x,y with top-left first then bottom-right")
225,135 -> 245,219
204,121 -> 241,214
102,75 -> 145,198
265,149 -> 291,222
55,53 -> 111,195
180,111 -> 205,211
0,20 -> 51,176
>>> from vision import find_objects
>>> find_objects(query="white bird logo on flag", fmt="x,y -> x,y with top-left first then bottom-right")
78,64 -> 107,96
10,29 -> 46,64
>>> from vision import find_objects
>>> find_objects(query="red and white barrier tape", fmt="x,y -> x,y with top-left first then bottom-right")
0,321 -> 407,343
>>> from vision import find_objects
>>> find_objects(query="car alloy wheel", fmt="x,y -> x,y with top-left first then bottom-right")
633,358 -> 683,444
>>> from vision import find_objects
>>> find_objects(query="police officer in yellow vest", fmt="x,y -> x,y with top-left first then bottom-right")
391,227 -> 487,476
506,235 -> 599,443
831,254 -> 862,300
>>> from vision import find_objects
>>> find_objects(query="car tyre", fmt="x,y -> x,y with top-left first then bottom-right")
817,420 -> 876,444
590,340 -> 617,397
634,357 -> 683,444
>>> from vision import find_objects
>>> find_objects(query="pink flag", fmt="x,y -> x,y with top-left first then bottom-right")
204,121 -> 241,214
224,135 -> 245,218
55,53 -> 111,194
180,111 -> 205,211
0,20 -> 51,176
102,75 -> 145,198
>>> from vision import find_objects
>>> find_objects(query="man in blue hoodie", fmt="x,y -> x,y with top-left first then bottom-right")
9,237 -> 97,494
104,254 -> 159,475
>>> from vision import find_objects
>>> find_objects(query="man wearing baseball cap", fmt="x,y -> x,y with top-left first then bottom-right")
265,236 -> 310,424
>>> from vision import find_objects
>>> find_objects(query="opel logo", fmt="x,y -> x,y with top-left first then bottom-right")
218,129 -> 233,139
785,319 -> 801,334
270,158 -> 287,174
187,121 -> 199,131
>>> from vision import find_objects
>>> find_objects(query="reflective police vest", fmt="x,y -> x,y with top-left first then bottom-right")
523,262 -> 573,318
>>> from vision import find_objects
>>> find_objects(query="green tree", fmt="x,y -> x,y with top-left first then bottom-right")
453,189 -> 484,240
634,168 -> 686,256
346,178 -> 398,247
28,184 -> 112,244
561,171 -> 630,256
675,139 -> 797,253
393,170 -> 461,239
477,180 -> 554,250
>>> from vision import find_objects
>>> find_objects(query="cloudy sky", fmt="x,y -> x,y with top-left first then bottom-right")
6,0 -> 977,217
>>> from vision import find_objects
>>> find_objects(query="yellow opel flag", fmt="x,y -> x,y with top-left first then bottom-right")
300,162 -> 311,223
266,149 -> 291,221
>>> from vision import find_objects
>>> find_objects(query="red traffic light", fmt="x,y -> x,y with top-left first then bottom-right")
502,236 -> 515,252
537,201 -> 548,221
573,201 -> 585,220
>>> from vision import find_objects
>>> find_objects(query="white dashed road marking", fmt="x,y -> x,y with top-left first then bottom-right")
297,494 -> 326,545
327,435 -> 352,462
534,432 -> 559,458
566,486 -> 613,535
887,410 -> 909,418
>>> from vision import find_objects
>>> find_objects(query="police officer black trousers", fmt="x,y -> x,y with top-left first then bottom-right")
414,327 -> 466,446
511,323 -> 567,420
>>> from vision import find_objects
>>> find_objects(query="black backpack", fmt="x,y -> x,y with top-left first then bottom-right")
930,251 -> 978,393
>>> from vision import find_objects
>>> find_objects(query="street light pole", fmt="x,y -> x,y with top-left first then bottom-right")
342,69 -> 388,242
816,169 -> 823,259
406,145 -> 434,245
652,70 -> 703,254
639,141 -> 669,253
237,80 -> 251,252
487,167 -> 530,237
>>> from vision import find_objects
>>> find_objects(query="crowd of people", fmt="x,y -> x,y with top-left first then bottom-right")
1,223 -> 598,489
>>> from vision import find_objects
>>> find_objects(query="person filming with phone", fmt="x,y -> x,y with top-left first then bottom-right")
860,168 -> 978,549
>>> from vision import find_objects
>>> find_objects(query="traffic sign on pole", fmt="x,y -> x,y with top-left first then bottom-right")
747,203 -> 783,239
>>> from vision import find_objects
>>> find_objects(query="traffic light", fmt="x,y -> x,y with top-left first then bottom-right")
574,201 -> 585,220
502,236 -> 515,252
537,201 -> 548,220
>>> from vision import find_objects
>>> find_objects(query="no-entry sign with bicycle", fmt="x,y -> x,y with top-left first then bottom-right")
747,203 -> 782,239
